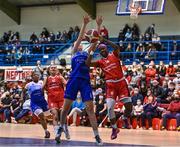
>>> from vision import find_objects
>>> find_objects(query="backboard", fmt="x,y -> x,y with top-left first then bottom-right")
116,0 -> 166,15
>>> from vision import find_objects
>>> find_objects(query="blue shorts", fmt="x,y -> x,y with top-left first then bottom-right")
64,78 -> 93,102
30,100 -> 49,113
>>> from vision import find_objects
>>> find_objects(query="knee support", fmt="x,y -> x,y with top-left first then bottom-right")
106,98 -> 116,119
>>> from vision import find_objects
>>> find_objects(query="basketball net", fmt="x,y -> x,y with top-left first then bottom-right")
129,3 -> 142,20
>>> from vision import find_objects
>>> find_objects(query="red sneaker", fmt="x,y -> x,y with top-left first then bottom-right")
111,128 -> 120,140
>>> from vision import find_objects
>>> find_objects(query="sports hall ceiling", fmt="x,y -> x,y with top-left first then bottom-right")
0,0 -> 116,25
1,0 -> 180,25
7,0 -> 116,7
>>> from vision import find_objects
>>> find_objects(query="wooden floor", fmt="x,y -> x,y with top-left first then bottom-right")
0,123 -> 180,146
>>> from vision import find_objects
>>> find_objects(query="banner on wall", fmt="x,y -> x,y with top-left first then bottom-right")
4,68 -> 32,81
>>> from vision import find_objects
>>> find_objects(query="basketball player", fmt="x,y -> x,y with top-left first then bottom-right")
56,15 -> 103,145
86,36 -> 133,140
43,64 -> 70,142
21,72 -> 50,138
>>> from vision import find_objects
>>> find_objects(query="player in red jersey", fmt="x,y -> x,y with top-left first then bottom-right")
86,36 -> 133,140
43,64 -> 70,142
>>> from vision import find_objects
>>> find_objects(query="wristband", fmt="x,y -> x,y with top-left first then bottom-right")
90,51 -> 94,55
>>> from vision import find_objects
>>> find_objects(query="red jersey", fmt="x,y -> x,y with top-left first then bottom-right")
46,75 -> 65,102
96,52 -> 124,80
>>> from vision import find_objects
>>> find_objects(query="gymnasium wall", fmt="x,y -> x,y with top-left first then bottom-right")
0,0 -> 179,40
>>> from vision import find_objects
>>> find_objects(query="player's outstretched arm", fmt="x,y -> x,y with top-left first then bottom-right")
72,15 -> 90,54
86,16 -> 103,67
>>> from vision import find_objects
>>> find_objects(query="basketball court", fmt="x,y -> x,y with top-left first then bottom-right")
0,123 -> 180,146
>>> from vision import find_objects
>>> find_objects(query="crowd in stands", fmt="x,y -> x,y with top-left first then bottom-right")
0,60 -> 179,131
0,26 -> 80,64
0,23 -> 179,65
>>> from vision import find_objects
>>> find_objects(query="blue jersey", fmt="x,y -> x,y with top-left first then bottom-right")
25,81 -> 45,103
69,51 -> 90,80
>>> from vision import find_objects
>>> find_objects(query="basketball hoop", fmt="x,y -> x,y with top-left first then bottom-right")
129,3 -> 142,20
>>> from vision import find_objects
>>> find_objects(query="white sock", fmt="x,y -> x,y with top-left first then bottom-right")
112,124 -> 117,129
93,130 -> 99,137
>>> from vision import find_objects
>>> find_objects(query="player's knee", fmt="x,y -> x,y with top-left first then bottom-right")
124,102 -> 133,117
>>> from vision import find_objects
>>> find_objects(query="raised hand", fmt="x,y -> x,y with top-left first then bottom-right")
96,16 -> 103,26
83,15 -> 91,25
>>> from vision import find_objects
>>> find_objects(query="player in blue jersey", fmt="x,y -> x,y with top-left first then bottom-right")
22,72 -> 50,138
55,15 -> 103,145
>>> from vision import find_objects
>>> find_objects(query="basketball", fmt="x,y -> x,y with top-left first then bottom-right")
85,29 -> 99,43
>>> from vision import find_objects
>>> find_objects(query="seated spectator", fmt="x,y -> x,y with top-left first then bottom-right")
166,61 -> 176,77
131,87 -> 144,106
67,27 -> 74,40
124,29 -> 132,41
173,72 -> 180,86
141,95 -> 158,129
11,94 -> 22,120
14,98 -> 31,123
176,61 -> 180,73
152,33 -> 161,50
131,23 -> 140,41
145,63 -> 156,86
145,24 -> 155,40
118,30 -> 125,42
132,99 -> 143,128
161,92 -> 180,131
94,94 -> 107,125
55,31 -> 61,43
161,82 -> 176,104
125,43 -> 133,61
150,80 -> 164,103
74,26 -> 80,40
67,96 -> 85,126
136,43 -> 145,60
157,61 -> 166,77
29,32 -> 38,44
139,74 -> 148,98
0,92 -> 12,123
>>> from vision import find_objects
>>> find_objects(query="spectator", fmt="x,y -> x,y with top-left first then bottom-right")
125,29 -> 132,41
150,80 -> 164,103
141,95 -> 157,129
161,92 -> 180,131
139,74 -> 148,98
118,30 -> 125,42
166,61 -> 176,77
94,94 -> 107,125
132,99 -> 143,127
74,26 -> 80,40
29,32 -> 38,44
157,61 -> 166,76
122,24 -> 131,36
67,27 -> 74,40
67,96 -> 85,126
131,23 -> 140,41
152,33 -> 161,50
131,88 -> 144,106
55,31 -> 61,43
145,24 -> 155,39
145,63 -> 157,86
14,98 -> 31,123
0,92 -> 12,123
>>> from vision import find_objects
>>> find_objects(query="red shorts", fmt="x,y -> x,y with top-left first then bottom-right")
48,99 -> 64,109
106,79 -> 130,103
